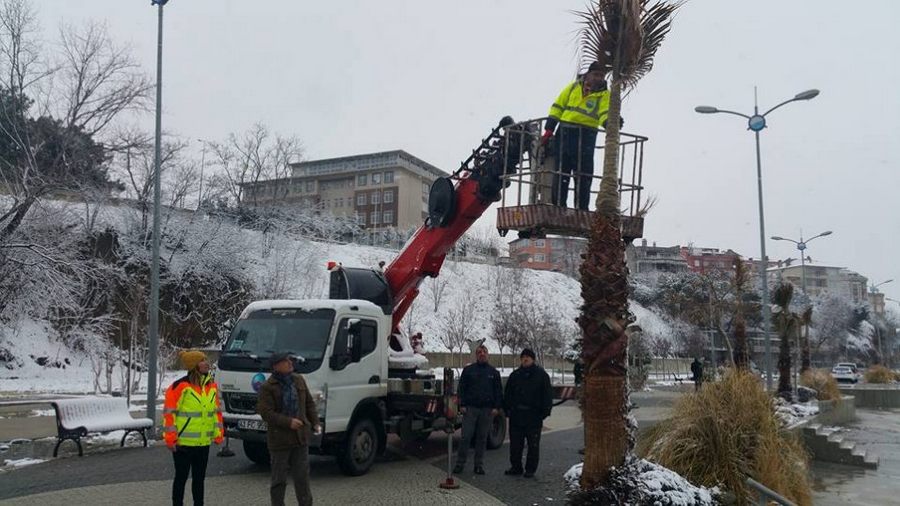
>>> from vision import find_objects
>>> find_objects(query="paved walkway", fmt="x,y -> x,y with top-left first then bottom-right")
811,408 -> 900,506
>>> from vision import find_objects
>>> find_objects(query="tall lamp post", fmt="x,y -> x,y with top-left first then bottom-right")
695,87 -> 820,390
147,0 -> 170,430
870,279 -> 894,365
772,230 -> 832,397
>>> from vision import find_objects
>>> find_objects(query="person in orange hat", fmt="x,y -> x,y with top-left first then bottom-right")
163,350 -> 224,506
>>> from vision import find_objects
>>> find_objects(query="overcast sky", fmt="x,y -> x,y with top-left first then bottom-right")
37,0 -> 900,302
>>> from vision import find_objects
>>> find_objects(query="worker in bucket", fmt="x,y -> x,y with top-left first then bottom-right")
453,344 -> 502,475
541,58 -> 616,210
163,350 -> 224,506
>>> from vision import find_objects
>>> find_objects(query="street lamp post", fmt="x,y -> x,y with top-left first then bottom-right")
147,0 -> 169,431
696,87 -> 820,390
771,230 -> 832,398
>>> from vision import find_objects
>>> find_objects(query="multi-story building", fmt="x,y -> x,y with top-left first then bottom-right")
767,264 -> 868,303
508,237 -> 588,276
240,150 -> 447,231
680,245 -> 741,274
626,240 -> 689,275
868,292 -> 886,317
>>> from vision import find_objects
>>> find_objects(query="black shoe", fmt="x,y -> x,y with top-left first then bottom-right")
523,471 -> 535,478
474,466 -> 485,475
504,468 -> 523,476
452,464 -> 464,474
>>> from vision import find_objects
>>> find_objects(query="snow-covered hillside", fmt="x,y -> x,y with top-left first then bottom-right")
0,198 -> 679,394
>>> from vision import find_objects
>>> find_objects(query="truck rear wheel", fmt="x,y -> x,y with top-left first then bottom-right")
243,440 -> 270,466
486,411 -> 507,450
337,418 -> 378,476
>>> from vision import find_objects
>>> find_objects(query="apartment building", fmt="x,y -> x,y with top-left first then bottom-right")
768,264 -> 869,303
626,239 -> 689,275
241,150 -> 447,230
508,236 -> 588,276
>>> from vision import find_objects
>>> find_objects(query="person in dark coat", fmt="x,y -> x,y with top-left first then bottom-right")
503,348 -> 553,478
453,345 -> 502,474
257,352 -> 319,506
691,357 -> 704,392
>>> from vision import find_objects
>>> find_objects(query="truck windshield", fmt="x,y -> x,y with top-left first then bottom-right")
221,308 -> 335,373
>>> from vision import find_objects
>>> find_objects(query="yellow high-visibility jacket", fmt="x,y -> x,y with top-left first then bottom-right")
163,374 -> 224,447
547,80 -> 610,130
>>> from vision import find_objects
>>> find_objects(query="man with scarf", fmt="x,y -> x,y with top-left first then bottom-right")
257,352 -> 319,506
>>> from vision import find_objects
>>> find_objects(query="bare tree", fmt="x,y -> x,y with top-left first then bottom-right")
0,0 -> 51,94
426,275 -> 450,312
439,297 -> 479,368
56,21 -> 151,136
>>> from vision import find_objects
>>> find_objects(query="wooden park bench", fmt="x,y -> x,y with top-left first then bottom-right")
50,397 -> 153,457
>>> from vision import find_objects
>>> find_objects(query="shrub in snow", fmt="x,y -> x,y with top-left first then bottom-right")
565,457 -> 719,506
639,370 -> 812,505
799,369 -> 841,402
864,365 -> 894,384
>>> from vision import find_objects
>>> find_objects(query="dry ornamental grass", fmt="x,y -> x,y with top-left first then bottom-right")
638,370 -> 812,505
800,369 -> 842,402
864,365 -> 895,384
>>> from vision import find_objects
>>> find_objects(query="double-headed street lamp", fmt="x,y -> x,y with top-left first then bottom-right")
695,88 -> 820,390
771,231 -> 833,295
771,230 -> 832,398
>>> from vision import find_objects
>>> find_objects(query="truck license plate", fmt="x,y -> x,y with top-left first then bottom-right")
237,419 -> 267,431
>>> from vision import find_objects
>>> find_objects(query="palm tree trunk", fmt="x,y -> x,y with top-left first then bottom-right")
801,320 -> 811,373
580,77 -> 633,489
733,313 -> 749,369
777,323 -> 793,395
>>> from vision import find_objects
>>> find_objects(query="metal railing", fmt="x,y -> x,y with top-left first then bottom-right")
496,117 -> 647,217
746,477 -> 796,506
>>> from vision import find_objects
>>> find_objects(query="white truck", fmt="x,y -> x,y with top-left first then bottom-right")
216,119 -> 527,475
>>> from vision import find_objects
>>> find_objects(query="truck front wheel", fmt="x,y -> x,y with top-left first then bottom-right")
486,412 -> 507,450
337,418 -> 379,476
243,440 -> 270,466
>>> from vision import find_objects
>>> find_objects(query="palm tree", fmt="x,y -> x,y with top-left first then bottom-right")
773,282 -> 799,396
732,259 -> 750,369
800,307 -> 812,373
575,0 -> 682,489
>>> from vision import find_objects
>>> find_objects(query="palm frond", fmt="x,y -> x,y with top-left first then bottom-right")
575,0 -> 683,89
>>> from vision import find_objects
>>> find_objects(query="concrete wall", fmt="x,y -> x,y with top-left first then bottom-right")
838,385 -> 900,409
816,396 -> 856,425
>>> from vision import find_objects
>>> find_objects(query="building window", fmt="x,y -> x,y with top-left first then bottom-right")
383,210 -> 394,224
371,191 -> 381,205
355,212 -> 365,226
694,260 -> 700,267
372,172 -> 382,185
357,174 -> 367,186
335,198 -> 343,208
357,194 -> 366,206
370,211 -> 380,225
306,181 -> 315,193
383,190 -> 394,203
535,239 -> 545,248
534,254 -> 545,263
384,171 -> 394,183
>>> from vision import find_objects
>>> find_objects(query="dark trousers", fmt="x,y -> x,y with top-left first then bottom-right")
509,423 -> 542,473
456,406 -> 492,468
172,445 -> 210,506
270,445 -> 312,506
551,125 -> 597,210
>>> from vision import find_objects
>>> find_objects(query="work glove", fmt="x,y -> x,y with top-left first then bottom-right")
540,130 -> 553,146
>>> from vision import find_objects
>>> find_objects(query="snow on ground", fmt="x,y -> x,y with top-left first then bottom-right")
774,398 -> 820,429
2,458 -> 45,469
565,459 -> 718,505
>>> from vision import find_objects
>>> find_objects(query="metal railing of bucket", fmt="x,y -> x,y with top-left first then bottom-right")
496,117 -> 647,220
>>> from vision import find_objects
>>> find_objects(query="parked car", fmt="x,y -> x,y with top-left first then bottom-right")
836,362 -> 860,375
831,365 -> 858,384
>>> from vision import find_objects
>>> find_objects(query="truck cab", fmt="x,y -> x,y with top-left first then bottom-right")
217,298 -> 394,474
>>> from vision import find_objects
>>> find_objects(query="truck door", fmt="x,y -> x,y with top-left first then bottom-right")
326,317 -> 384,433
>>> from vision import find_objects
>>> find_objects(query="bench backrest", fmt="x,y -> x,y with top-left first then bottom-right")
53,397 -> 130,426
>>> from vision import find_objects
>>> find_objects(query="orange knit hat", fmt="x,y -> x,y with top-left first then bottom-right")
179,350 -> 207,371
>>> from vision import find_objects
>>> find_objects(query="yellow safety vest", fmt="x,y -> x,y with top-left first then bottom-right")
548,81 -> 610,129
163,375 -> 224,447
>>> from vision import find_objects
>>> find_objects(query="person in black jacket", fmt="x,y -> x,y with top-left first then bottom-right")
453,345 -> 502,474
691,358 -> 704,392
503,348 -> 553,478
